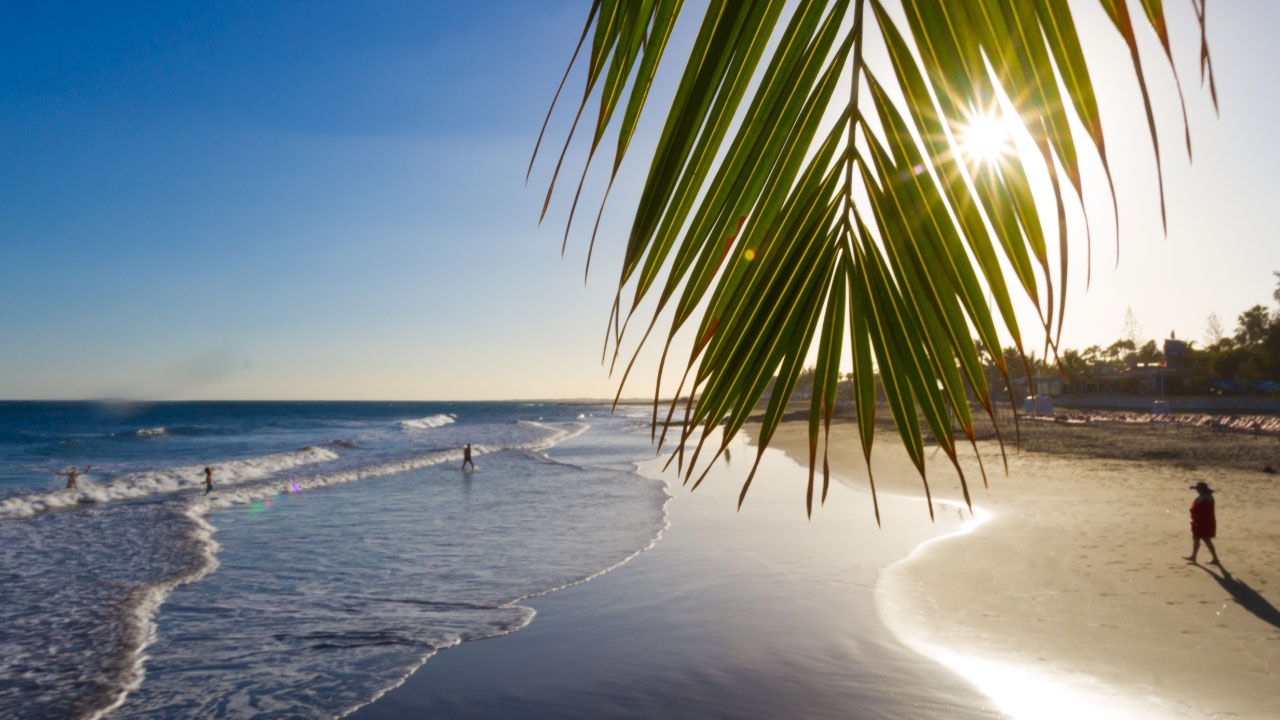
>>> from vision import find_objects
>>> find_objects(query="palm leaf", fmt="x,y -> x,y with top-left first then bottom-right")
534,0 -> 1214,518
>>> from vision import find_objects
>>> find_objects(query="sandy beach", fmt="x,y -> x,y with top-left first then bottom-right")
767,413 -> 1280,719
349,409 -> 1280,720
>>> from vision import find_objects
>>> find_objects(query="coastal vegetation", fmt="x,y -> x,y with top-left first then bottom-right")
996,272 -> 1280,395
534,1 -> 1215,516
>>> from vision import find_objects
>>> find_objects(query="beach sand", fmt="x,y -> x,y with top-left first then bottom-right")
767,415 -> 1280,720
352,432 -> 1003,720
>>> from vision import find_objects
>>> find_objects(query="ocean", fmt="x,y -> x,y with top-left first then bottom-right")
0,401 -> 668,719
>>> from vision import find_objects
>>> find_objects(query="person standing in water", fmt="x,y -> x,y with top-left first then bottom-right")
53,465 -> 91,489
203,467 -> 213,494
1184,481 -> 1220,565
461,443 -> 474,471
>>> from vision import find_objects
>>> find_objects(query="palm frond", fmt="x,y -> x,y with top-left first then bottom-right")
533,0 -> 1213,517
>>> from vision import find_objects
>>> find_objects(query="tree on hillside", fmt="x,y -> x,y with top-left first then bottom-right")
1122,306 -> 1143,348
1135,339 -> 1163,363
1104,339 -> 1136,365
1236,305 -> 1273,346
536,1 -> 1215,516
1204,312 -> 1225,347
1060,348 -> 1084,374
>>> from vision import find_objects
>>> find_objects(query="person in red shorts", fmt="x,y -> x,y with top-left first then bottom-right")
1183,481 -> 1220,565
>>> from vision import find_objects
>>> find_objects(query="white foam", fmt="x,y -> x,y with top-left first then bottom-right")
86,508 -> 222,720
196,423 -> 587,513
50,421 -> 593,719
475,422 -> 588,455
0,446 -> 339,520
193,449 -> 462,512
397,414 -> 455,430
133,427 -> 169,438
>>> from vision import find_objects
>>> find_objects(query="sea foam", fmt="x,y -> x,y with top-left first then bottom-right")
0,446 -> 339,520
1,410 -> 612,720
133,427 -> 169,438
397,414 -> 456,430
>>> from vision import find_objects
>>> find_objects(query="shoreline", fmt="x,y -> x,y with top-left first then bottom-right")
354,429 -> 1003,719
64,420 -> 596,719
766,416 -> 1280,720
339,440 -> 677,720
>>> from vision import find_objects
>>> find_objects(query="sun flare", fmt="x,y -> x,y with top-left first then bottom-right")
959,111 -> 1012,166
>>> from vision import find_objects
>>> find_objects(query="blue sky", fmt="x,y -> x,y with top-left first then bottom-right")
2,2 -> 1278,399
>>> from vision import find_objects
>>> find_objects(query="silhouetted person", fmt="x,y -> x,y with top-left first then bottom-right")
461,443 -> 474,471
53,465 -> 90,490
203,466 -> 213,495
1184,481 -> 1220,565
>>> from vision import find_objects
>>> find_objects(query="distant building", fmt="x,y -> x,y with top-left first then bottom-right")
1013,366 -> 1169,397
1164,332 -> 1186,370
1009,374 -> 1064,397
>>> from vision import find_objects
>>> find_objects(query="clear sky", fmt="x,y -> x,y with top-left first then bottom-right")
1,1 -> 1277,400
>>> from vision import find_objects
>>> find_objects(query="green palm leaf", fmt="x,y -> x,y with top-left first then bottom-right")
533,0 -> 1213,518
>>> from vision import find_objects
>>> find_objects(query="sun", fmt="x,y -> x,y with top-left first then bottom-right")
959,111 -> 1012,166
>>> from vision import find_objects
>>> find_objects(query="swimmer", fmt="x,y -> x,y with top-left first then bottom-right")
203,466 -> 213,494
462,443 -> 475,471
53,465 -> 91,490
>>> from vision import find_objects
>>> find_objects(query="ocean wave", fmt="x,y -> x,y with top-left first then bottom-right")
397,414 -> 456,430
474,422 -> 588,455
194,423 -> 586,513
106,425 -> 223,441
0,446 -> 340,520
85,507 -> 222,720
0,427 -> 45,443
188,420 -> 586,515
9,420 -> 595,720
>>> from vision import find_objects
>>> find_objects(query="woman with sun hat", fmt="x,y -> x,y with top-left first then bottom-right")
1183,481 -> 1220,565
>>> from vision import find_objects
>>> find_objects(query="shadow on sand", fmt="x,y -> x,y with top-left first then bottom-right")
1197,564 -> 1280,629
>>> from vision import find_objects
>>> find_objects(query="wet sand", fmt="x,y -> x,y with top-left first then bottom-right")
767,416 -> 1280,720
352,432 -> 1002,720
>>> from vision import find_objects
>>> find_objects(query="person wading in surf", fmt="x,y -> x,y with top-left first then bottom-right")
203,466 -> 213,495
461,444 -> 474,471
53,465 -> 91,490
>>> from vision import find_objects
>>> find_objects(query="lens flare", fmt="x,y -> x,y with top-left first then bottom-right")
960,111 -> 1011,166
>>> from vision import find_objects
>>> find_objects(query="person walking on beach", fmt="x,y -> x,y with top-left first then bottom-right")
203,466 -> 213,495
461,443 -> 474,471
1184,481 -> 1220,565
53,465 -> 90,490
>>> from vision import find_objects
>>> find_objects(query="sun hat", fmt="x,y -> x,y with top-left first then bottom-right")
1189,481 -> 1213,493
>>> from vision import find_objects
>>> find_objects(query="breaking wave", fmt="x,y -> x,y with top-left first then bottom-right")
0,446 -> 340,520
132,427 -> 168,438
1,413 -> 616,720
397,414 -> 456,430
